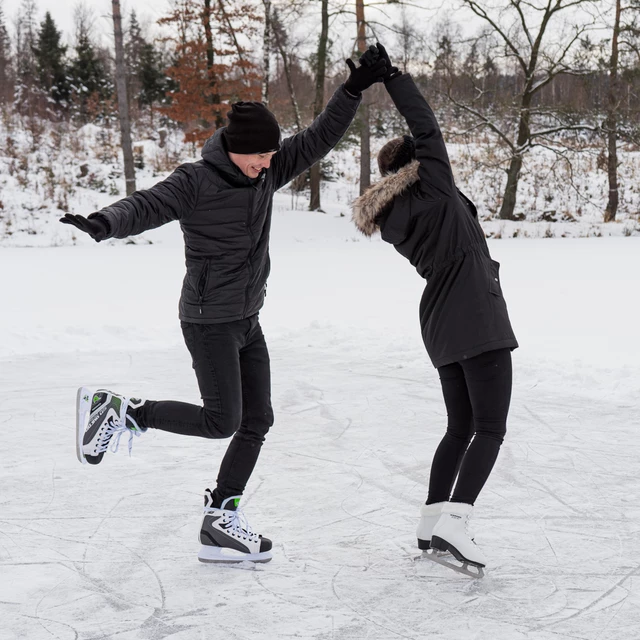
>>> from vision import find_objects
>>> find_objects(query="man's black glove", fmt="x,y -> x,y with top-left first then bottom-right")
373,42 -> 402,83
59,212 -> 109,242
344,56 -> 387,96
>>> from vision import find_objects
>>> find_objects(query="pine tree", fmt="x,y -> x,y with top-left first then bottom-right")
14,0 -> 39,116
137,41 -> 166,108
0,1 -> 12,104
33,12 -> 69,104
125,10 -> 165,113
68,29 -> 112,121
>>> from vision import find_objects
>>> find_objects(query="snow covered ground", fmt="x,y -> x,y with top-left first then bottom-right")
2,192 -> 640,640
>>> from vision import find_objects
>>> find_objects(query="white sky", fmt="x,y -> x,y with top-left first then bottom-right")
3,0 -> 458,47
4,0 -> 172,43
2,0 -> 601,61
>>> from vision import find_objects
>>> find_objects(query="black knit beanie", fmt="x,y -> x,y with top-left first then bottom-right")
223,101 -> 281,154
377,135 -> 416,175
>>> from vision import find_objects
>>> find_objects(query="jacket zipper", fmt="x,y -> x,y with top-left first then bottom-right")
197,259 -> 210,315
242,188 -> 256,318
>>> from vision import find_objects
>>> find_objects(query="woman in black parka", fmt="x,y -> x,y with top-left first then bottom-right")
353,45 -> 518,572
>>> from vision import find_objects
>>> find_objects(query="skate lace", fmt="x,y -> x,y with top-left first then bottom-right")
202,505 -> 258,541
96,398 -> 141,456
228,507 -> 258,541
109,422 -> 142,455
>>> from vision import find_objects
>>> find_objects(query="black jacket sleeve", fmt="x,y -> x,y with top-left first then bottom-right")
385,74 -> 455,198
270,85 -> 361,192
98,163 -> 199,239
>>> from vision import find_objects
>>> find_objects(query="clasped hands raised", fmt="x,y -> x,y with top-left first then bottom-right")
344,42 -> 401,96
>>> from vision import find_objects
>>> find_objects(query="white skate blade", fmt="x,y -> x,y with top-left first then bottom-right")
198,545 -> 273,564
423,549 -> 485,579
75,387 -> 92,464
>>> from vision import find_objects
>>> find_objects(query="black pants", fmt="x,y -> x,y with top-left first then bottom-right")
427,348 -> 512,506
132,315 -> 274,507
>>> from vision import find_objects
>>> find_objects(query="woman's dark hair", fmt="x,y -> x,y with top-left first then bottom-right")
377,135 -> 415,176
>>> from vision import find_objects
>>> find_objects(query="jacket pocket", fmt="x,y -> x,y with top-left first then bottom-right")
489,260 -> 502,296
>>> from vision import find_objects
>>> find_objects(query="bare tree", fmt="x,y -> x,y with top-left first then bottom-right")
272,7 -> 302,131
202,0 -> 223,128
603,0 -> 640,222
355,0 -> 371,195
455,0 -> 599,220
112,0 -> 136,195
309,0 -> 329,211
262,0 -> 272,103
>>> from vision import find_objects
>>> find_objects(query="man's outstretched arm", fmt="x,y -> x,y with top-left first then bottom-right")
60,163 -> 198,240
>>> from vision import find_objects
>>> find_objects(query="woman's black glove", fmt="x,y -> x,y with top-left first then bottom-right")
372,42 -> 402,83
344,56 -> 387,96
59,212 -> 110,242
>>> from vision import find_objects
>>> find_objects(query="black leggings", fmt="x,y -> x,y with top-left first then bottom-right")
427,348 -> 512,506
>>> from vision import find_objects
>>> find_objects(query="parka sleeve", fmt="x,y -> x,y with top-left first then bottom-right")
98,163 -> 198,239
270,86 -> 361,192
385,74 -> 455,198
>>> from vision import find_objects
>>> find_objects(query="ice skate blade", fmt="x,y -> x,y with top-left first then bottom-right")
198,545 -> 273,564
423,549 -> 485,579
75,386 -> 92,465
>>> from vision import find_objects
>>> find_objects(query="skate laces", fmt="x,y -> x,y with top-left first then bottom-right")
97,397 -> 142,456
204,502 -> 258,542
228,508 -> 257,541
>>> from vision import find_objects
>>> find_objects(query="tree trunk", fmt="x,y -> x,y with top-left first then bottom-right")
604,0 -> 621,223
272,11 -> 301,132
309,0 -> 329,211
262,0 -> 271,104
356,0 -> 370,195
499,84 -> 533,219
202,0 -> 222,128
499,153 -> 523,221
111,0 -> 136,195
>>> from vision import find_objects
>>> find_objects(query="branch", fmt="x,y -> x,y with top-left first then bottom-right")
529,123 -> 600,139
443,87 -> 516,151
512,0 -> 534,48
461,0 -> 528,74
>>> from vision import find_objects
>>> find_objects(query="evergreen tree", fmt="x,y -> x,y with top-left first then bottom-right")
0,1 -> 12,104
137,41 -> 166,108
125,10 -> 166,112
33,12 -> 69,104
14,0 -> 39,114
68,29 -> 112,120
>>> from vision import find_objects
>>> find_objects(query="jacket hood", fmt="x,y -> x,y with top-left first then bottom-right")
351,160 -> 420,236
201,127 -> 253,187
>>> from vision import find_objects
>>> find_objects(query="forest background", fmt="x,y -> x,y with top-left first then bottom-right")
1,0 -> 640,245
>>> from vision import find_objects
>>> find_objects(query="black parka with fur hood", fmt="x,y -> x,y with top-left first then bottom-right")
98,85 -> 360,324
352,74 -> 518,368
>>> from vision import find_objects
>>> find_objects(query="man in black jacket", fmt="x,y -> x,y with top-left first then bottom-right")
62,56 -> 387,564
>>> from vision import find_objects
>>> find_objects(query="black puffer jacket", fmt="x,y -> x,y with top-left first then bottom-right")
98,85 -> 360,323
352,74 -> 518,368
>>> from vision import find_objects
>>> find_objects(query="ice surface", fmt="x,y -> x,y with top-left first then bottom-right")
1,192 -> 640,639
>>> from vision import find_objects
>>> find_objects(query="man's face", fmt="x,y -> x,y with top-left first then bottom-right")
228,151 -> 277,179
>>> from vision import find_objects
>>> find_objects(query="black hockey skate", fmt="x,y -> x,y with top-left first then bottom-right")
198,490 -> 272,564
75,387 -> 145,465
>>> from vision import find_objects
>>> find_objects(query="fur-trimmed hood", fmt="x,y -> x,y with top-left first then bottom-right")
351,160 -> 420,236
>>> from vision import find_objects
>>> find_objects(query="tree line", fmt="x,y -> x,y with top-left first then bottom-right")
1,0 -> 639,222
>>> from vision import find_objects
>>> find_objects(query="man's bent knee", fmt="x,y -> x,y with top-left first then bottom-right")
201,409 -> 241,439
